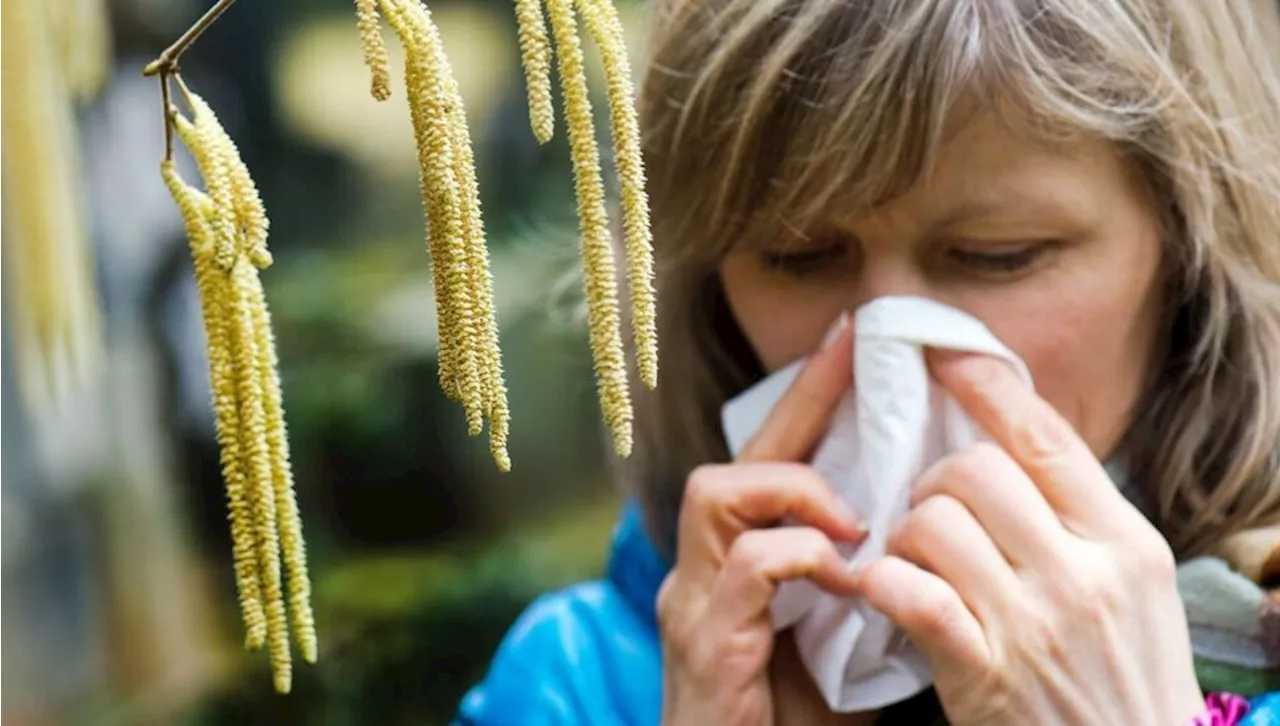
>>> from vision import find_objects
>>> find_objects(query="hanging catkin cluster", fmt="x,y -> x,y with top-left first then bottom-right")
355,0 -> 657,462
2,0 -> 110,415
161,80 -> 315,694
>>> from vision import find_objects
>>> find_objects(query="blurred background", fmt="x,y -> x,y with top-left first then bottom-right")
2,1 -> 652,723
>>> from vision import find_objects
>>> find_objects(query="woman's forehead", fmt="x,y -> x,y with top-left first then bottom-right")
835,120 -> 1126,229
749,118 -> 1129,250
645,0 -> 1175,262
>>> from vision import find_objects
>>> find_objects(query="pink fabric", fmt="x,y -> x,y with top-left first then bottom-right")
1186,692 -> 1252,726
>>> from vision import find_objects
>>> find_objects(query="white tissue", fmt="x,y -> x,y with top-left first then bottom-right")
719,296 -> 1033,712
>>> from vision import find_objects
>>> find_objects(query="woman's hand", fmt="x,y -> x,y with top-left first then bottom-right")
657,316 -> 869,726
853,350 -> 1204,725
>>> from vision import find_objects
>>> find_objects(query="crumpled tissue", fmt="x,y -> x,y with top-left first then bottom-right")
720,295 -> 1033,712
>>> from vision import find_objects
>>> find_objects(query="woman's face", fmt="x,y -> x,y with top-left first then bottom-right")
719,113 -> 1166,459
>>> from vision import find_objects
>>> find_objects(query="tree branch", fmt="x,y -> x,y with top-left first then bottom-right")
143,0 -> 237,77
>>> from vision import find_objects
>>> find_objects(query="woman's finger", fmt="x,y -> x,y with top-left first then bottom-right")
911,443 -> 1070,568
888,494 -> 1022,624
852,555 -> 990,672
708,526 -> 860,631
676,462 -> 865,584
740,312 -> 853,462
926,350 -> 1137,535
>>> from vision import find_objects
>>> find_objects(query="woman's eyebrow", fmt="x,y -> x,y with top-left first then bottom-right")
927,191 -> 1079,232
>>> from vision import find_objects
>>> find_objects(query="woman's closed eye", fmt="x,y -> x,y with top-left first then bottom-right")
759,244 -> 847,277
945,243 -> 1051,276
757,239 -> 1056,280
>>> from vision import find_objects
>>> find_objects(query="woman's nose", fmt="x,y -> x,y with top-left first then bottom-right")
849,257 -> 933,308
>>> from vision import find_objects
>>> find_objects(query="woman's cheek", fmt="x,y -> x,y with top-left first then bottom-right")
722,271 -> 845,372
738,300 -> 835,372
998,309 -> 1140,459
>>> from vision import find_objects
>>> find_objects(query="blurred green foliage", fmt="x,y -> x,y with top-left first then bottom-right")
182,495 -> 621,726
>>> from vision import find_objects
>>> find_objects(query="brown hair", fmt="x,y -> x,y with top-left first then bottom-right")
621,0 -> 1280,559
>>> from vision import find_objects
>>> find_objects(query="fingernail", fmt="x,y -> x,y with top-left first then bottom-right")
822,312 -> 851,350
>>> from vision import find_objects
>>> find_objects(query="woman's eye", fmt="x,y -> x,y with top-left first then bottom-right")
947,244 -> 1046,274
759,245 -> 845,276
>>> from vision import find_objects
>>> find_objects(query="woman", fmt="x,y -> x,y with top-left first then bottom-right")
458,0 -> 1280,722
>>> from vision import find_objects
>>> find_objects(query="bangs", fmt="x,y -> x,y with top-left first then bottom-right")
640,0 -> 1179,263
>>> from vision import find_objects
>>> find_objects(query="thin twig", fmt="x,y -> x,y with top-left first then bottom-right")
161,71 -> 174,161
143,0 -> 238,77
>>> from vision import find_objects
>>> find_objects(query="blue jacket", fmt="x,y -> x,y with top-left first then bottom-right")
455,502 -> 1280,725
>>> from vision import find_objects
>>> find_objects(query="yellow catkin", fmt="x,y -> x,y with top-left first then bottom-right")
172,102 -> 238,272
577,0 -> 658,390
359,0 -> 654,464
440,65 -> 489,417
244,270 -> 317,664
161,160 -> 268,651
438,41 -> 512,469
217,128 -> 272,269
546,0 -> 633,456
57,0 -> 111,101
50,0 -> 78,91
229,259 -> 292,693
416,4 -> 487,437
176,88 -> 271,268
514,0 -> 555,145
387,0 -> 458,403
170,94 -> 315,686
356,0 -> 392,102
384,0 -> 485,435
380,0 -> 453,397
3,0 -> 104,414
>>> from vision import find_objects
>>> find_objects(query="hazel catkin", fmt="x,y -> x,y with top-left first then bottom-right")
3,0 -> 105,416
377,0 -> 510,465
354,0 -> 658,466
577,0 -> 658,391
515,0 -> 555,145
163,88 -> 315,693
546,0 -> 634,457
356,0 -> 393,102
161,160 -> 269,652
